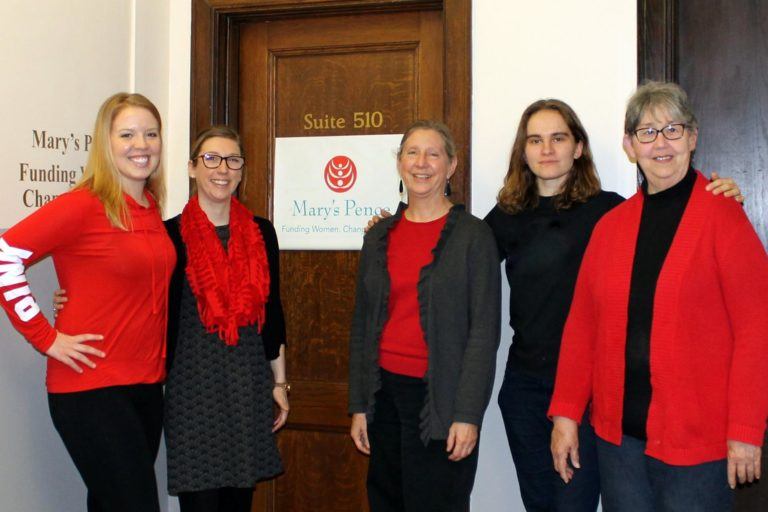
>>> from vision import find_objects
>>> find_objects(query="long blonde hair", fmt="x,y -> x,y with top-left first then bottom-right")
75,93 -> 165,229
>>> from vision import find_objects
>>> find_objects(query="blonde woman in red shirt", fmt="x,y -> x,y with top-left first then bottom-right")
0,93 -> 174,512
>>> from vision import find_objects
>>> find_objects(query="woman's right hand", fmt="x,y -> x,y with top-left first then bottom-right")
364,210 -> 393,233
727,439 -> 762,488
45,331 -> 105,373
551,416 -> 581,483
350,413 -> 370,455
52,288 -> 67,318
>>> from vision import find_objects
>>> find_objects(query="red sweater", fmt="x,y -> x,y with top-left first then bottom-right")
0,188 -> 175,393
549,172 -> 768,465
379,214 -> 446,377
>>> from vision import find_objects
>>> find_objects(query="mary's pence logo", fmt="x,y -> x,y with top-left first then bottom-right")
324,155 -> 357,193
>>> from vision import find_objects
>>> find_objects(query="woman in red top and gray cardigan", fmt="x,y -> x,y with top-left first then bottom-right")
549,81 -> 768,511
348,120 -> 501,512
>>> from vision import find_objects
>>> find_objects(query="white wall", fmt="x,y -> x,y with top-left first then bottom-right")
134,0 -> 192,219
0,2 -> 132,510
470,1 -> 637,511
0,1 -> 183,510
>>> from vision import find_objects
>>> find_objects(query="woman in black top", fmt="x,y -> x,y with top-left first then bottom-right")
163,126 -> 288,512
485,100 -> 615,512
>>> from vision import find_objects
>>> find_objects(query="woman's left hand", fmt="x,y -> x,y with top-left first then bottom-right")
706,171 -> 745,203
272,386 -> 290,432
727,439 -> 762,488
446,422 -> 478,461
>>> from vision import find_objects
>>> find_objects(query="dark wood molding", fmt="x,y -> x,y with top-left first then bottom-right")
443,0 -> 472,205
637,0 -> 677,82
191,0 -> 472,205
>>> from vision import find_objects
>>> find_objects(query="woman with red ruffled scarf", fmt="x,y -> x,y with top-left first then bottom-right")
163,126 -> 289,512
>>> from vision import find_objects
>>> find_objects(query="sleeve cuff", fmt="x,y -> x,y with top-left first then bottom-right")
452,412 -> 481,426
727,422 -> 767,447
30,326 -> 57,354
547,401 -> 584,424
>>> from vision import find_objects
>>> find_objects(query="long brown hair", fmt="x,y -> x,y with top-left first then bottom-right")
497,99 -> 600,213
75,93 -> 165,229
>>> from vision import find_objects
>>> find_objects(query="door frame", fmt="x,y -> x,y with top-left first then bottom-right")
191,0 -> 473,204
637,0 -> 676,82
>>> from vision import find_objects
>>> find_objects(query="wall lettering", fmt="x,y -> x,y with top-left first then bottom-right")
16,129 -> 88,209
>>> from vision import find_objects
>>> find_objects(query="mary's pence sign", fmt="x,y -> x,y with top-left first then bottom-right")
273,134 -> 402,250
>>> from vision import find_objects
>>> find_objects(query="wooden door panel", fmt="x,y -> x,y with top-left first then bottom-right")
279,251 -> 359,384
238,10 -> 444,215
275,430 -> 369,510
237,7 -> 445,512
275,49 -> 418,137
193,2 -> 470,510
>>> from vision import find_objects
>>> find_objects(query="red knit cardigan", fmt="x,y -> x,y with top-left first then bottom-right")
548,172 -> 768,465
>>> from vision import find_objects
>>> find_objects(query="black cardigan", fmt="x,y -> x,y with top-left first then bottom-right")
348,203 -> 501,444
164,215 -> 286,372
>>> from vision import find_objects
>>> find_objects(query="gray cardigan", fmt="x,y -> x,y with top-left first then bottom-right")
348,203 -> 501,444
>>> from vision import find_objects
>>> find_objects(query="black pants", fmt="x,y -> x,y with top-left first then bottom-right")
178,487 -> 254,512
367,369 -> 478,512
48,383 -> 163,512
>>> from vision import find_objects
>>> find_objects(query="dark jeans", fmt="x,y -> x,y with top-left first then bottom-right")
597,435 -> 733,512
48,383 -> 163,512
367,369 -> 479,512
498,370 -> 600,512
178,487 -> 254,512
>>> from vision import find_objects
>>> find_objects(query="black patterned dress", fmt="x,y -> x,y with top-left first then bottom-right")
163,216 -> 285,495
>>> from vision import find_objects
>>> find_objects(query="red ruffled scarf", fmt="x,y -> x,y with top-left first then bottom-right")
180,195 -> 270,345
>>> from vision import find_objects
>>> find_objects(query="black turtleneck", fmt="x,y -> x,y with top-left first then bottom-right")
485,190 -> 624,380
622,167 -> 696,440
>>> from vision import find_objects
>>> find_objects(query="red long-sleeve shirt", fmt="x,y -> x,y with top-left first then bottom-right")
379,213 -> 447,377
0,188 -> 175,393
549,173 -> 768,465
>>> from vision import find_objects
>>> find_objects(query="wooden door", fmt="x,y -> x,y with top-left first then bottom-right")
639,2 -> 768,510
191,2 -> 471,511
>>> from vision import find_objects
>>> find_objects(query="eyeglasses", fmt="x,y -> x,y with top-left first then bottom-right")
194,153 -> 245,170
632,123 -> 687,144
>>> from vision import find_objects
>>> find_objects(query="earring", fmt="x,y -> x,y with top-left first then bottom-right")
444,179 -> 452,197
399,179 -> 404,194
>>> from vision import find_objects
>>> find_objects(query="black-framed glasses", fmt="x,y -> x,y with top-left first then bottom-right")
633,123 -> 687,143
195,153 -> 245,170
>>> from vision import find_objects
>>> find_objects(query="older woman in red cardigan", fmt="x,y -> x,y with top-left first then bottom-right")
548,81 -> 768,512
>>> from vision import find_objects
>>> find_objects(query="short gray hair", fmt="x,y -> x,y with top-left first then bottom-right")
624,81 -> 699,134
